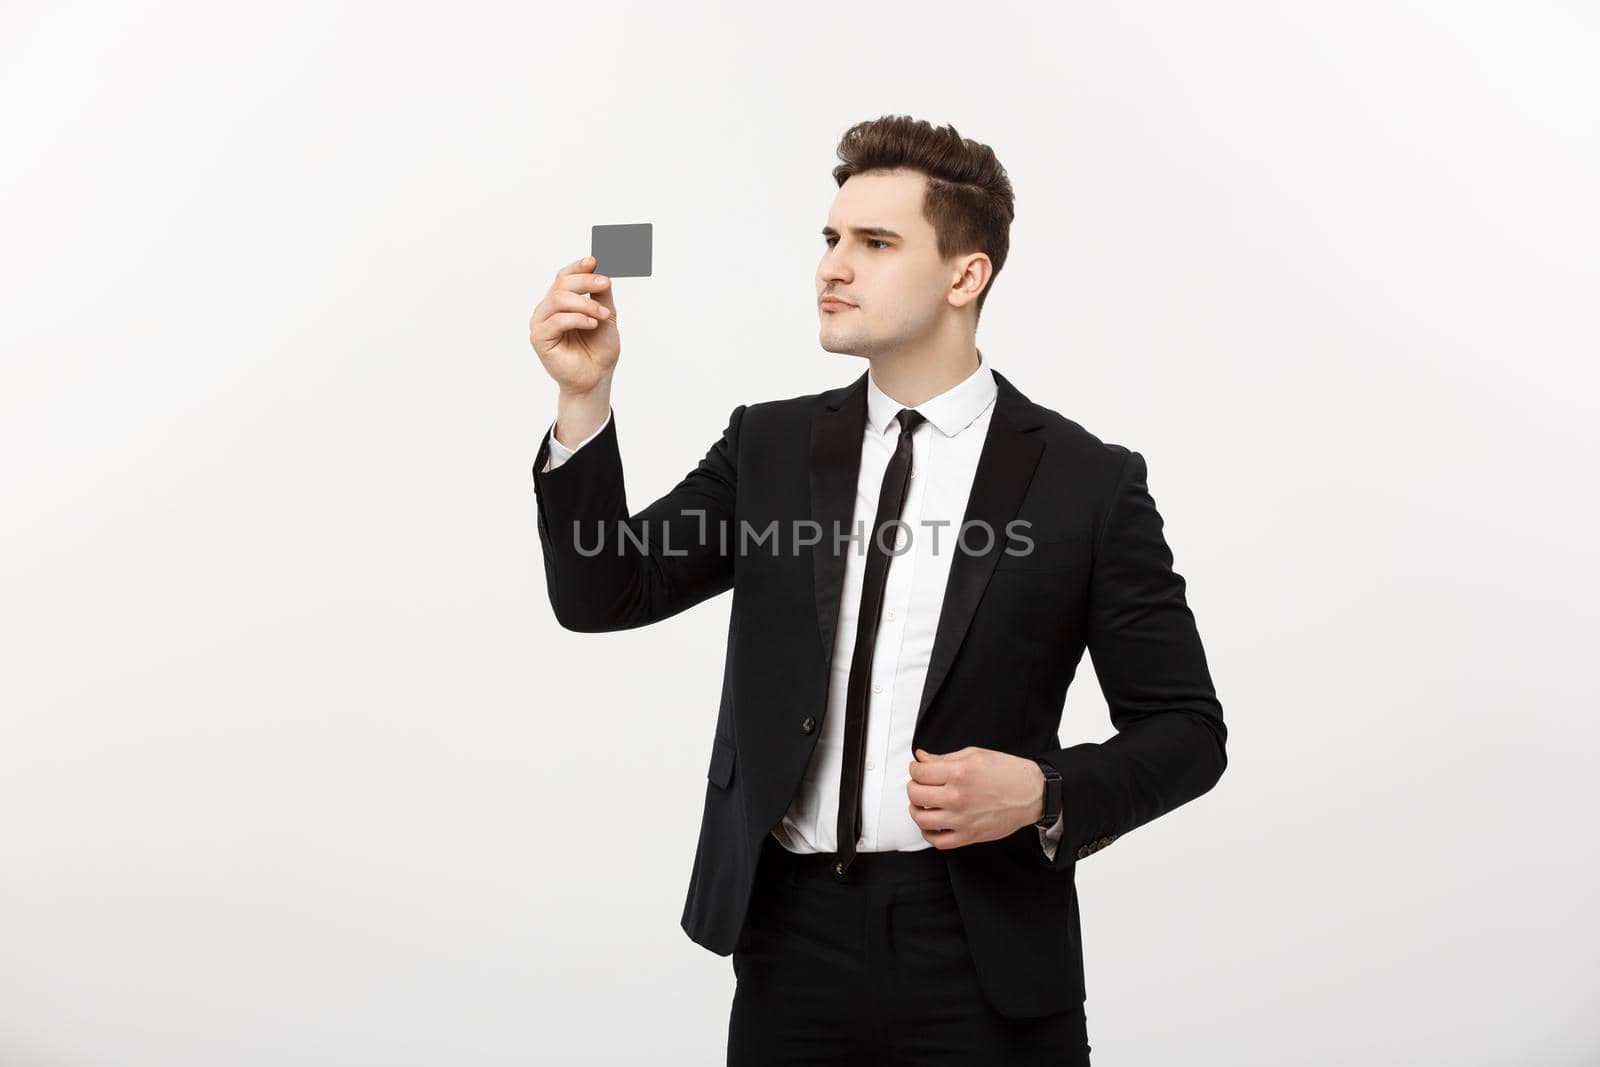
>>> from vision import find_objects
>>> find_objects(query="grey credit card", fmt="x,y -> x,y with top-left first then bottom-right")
591,223 -> 652,277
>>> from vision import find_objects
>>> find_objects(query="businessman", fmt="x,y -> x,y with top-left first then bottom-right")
528,115 -> 1227,1065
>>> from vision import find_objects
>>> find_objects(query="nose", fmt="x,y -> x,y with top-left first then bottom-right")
818,257 -> 850,290
819,241 -> 852,277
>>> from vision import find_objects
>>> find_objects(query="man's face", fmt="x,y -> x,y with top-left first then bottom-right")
817,169 -> 969,358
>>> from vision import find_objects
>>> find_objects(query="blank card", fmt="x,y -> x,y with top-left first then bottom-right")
591,223 -> 653,277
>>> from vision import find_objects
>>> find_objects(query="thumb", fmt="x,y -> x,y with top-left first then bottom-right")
915,748 -> 941,760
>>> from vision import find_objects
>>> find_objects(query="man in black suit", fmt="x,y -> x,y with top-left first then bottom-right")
528,115 -> 1226,1065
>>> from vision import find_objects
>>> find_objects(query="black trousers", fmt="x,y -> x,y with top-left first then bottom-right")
728,833 -> 1091,1066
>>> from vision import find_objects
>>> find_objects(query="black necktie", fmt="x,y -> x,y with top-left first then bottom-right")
835,406 -> 927,875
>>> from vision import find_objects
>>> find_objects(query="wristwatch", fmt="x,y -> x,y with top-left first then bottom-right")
1032,758 -> 1062,828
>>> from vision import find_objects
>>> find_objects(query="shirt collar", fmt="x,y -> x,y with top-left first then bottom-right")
865,350 -> 998,438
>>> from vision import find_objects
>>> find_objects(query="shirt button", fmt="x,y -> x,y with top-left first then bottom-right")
865,760 -> 875,771
872,683 -> 882,694
801,716 -> 816,733
886,609 -> 895,620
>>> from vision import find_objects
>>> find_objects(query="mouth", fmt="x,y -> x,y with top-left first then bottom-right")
820,298 -> 857,311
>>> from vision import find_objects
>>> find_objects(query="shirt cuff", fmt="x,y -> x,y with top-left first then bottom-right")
1037,811 -> 1065,862
542,408 -> 614,473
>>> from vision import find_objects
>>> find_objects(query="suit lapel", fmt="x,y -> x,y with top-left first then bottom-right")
915,373 -> 1045,728
809,370 -> 869,677
808,367 -> 1047,727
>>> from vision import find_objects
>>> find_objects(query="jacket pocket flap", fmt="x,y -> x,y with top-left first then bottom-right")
707,736 -> 736,789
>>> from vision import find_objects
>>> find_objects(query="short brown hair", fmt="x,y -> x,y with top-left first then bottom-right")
831,115 -> 1015,321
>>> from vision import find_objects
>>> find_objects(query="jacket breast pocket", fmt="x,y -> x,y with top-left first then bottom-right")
707,735 -> 737,790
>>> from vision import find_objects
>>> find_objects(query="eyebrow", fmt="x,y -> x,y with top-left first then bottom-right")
821,225 -> 904,240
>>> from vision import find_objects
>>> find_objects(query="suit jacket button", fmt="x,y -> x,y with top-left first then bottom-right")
801,716 -> 816,733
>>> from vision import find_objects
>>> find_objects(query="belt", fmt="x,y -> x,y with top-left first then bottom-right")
760,831 -> 950,887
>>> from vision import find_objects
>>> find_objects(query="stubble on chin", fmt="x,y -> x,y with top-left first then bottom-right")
819,323 -> 874,358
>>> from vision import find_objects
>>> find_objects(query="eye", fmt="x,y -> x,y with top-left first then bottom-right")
823,237 -> 889,249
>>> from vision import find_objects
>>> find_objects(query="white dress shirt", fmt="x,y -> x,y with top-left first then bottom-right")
540,354 -> 1065,861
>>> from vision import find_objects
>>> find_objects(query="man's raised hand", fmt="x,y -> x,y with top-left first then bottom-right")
530,254 -> 619,397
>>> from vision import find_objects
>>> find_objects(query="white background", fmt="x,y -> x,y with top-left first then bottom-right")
2,2 -> 1596,1064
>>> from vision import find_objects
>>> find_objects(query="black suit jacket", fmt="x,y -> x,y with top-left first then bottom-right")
530,367 -> 1227,1019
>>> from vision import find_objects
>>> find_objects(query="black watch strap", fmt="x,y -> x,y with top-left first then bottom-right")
1033,758 -> 1063,828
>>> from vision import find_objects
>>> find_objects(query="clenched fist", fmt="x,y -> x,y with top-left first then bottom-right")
907,746 -> 1049,849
